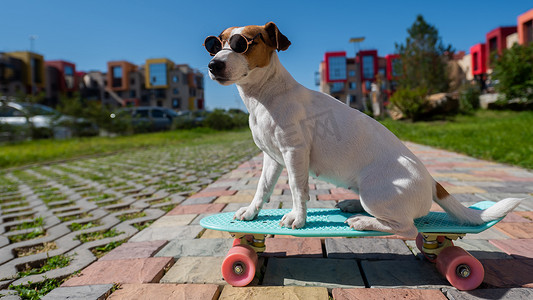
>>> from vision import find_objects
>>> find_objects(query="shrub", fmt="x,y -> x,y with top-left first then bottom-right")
204,109 -> 248,130
458,83 -> 480,114
389,87 -> 428,121
491,43 -> 533,104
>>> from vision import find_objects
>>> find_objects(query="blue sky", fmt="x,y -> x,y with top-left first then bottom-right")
1,1 -> 531,110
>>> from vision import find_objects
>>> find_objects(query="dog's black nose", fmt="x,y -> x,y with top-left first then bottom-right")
208,60 -> 225,76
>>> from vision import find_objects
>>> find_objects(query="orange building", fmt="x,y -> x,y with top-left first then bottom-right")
517,8 -> 533,45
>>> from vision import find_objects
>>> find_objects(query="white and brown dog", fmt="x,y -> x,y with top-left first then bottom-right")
204,22 -> 521,237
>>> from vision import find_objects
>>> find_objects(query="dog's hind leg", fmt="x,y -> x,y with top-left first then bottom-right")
234,153 -> 283,221
345,214 -> 418,238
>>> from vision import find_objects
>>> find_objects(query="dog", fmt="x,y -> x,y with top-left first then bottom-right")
204,22 -> 522,238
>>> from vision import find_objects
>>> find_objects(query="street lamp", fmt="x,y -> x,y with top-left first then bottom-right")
29,35 -> 38,96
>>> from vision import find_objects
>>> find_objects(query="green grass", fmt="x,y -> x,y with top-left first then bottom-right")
75,229 -> 123,243
381,110 -> 533,169
9,278 -> 63,300
0,127 -> 253,169
15,217 -> 44,231
9,228 -> 45,243
17,255 -> 71,277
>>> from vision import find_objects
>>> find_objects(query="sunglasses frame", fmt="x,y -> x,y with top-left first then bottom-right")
203,33 -> 264,56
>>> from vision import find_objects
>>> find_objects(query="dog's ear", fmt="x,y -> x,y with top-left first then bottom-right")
264,22 -> 291,51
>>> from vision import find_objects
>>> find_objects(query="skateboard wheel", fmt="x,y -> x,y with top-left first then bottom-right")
436,246 -> 484,291
221,244 -> 258,287
232,238 -> 241,247
416,234 -> 454,263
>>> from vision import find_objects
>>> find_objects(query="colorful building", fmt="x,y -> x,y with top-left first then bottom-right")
518,8 -> 533,45
5,51 -> 45,95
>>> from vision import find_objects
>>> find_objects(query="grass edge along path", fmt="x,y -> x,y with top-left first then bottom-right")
0,128 -> 252,170
381,110 -> 533,170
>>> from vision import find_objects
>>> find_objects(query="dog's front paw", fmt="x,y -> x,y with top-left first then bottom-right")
234,205 -> 259,221
279,210 -> 306,229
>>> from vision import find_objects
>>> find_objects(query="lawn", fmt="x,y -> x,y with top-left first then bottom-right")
0,127 -> 253,169
381,110 -> 533,170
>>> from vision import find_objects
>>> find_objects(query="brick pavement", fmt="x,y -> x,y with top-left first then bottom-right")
2,141 -> 533,299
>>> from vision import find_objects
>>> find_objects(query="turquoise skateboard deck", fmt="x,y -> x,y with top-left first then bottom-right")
200,201 -> 502,237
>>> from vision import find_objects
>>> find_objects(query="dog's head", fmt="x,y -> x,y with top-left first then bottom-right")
204,22 -> 291,85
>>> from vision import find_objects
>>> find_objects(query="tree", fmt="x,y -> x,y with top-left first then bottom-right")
491,43 -> 533,104
395,15 -> 454,94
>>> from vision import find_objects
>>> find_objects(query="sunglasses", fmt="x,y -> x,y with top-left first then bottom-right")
204,33 -> 264,56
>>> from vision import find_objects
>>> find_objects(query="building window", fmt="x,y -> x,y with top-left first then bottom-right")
362,55 -> 375,80
172,75 -> 179,83
348,70 -> 356,77
391,58 -> 400,77
112,66 -> 122,87
149,63 -> 167,86
328,56 -> 346,81
131,78 -> 135,85
172,98 -> 180,108
173,88 -> 179,94
155,89 -> 166,98
189,87 -> 196,97
349,95 -> 357,105
130,90 -> 136,98
473,52 -> 478,71
64,65 -> 74,89
157,100 -> 162,107
525,20 -> 533,44
330,82 -> 344,92
349,82 -> 356,90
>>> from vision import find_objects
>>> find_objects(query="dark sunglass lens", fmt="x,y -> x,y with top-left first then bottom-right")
230,35 -> 248,53
205,37 -> 222,54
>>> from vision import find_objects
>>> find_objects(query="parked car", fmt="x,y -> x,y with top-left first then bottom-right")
173,110 -> 210,129
0,100 -> 98,141
110,106 -> 178,132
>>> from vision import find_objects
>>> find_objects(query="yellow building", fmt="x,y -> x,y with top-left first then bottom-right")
145,58 -> 175,89
6,51 -> 45,92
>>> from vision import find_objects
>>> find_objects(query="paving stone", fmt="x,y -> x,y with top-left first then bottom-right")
361,260 -> 449,288
166,203 -> 225,215
129,225 -> 204,242
332,288 -> 447,299
189,190 -> 236,198
494,223 -> 533,239
481,259 -> 533,288
463,227 -> 511,240
214,194 -> 254,203
502,212 -> 531,222
490,239 -> 533,259
41,284 -> 114,300
325,238 -> 415,260
263,257 -> 364,288
516,211 -> 533,221
160,257 -> 225,284
221,202 -> 249,212
107,283 -> 221,300
180,197 -> 216,206
62,257 -> 174,286
155,238 -> 233,258
263,238 -> 323,258
150,215 -> 197,228
444,287 -> 533,300
219,286 -> 329,300
200,229 -> 231,239
442,239 -> 512,260
100,240 -> 168,261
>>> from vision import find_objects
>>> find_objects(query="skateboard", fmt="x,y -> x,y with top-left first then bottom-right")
200,201 -> 504,290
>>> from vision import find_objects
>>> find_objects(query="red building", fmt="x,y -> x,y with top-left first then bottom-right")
323,51 -> 347,83
45,60 -> 77,93
485,26 -> 517,67
470,43 -> 487,76
385,54 -> 400,81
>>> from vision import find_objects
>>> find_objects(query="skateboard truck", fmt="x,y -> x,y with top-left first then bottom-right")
230,232 -> 266,253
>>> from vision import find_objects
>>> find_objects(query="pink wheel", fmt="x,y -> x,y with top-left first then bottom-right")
221,245 -> 258,286
232,238 -> 241,247
436,246 -> 484,291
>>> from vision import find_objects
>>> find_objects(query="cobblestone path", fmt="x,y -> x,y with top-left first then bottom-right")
0,139 -> 259,291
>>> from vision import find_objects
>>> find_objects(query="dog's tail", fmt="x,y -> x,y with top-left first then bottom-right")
433,181 -> 523,224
